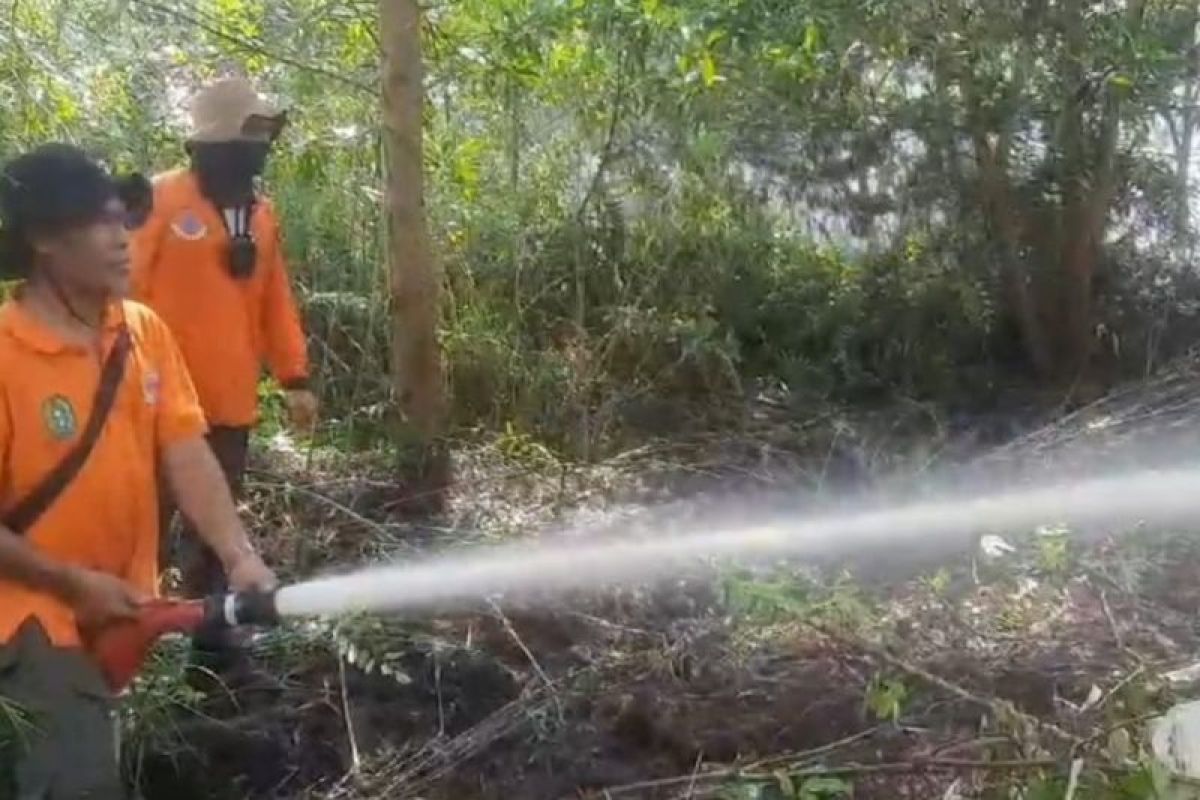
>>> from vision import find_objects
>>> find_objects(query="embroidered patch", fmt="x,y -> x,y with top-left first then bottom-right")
170,211 -> 207,241
42,395 -> 77,440
143,370 -> 161,406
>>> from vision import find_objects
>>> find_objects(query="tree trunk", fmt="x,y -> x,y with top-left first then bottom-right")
1050,0 -> 1145,388
970,127 -> 1056,381
381,0 -> 450,505
1172,14 -> 1200,244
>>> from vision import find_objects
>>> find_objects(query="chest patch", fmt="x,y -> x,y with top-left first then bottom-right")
42,395 -> 77,441
170,211 -> 208,241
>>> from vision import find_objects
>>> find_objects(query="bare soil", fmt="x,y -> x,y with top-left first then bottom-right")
132,379 -> 1200,799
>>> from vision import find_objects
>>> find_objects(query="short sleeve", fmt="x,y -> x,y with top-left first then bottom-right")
0,384 -> 10,502
137,306 -> 207,447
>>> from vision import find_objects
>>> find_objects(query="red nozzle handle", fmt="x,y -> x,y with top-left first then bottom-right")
88,599 -> 206,693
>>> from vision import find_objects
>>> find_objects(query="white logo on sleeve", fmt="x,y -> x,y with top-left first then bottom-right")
143,370 -> 161,406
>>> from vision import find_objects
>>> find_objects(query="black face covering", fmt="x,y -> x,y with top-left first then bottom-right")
189,140 -> 270,279
189,140 -> 270,207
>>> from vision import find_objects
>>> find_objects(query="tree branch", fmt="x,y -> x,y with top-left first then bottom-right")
130,0 -> 377,95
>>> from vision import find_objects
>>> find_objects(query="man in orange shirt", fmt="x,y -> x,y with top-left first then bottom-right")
132,77 -> 316,667
0,144 -> 277,797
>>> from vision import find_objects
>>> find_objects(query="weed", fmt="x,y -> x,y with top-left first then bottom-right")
864,673 -> 909,723
1035,524 -> 1072,578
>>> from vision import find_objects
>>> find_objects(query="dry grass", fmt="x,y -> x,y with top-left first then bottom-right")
126,365 -> 1200,799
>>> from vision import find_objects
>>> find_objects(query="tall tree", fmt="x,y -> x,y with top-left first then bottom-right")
381,0 -> 449,499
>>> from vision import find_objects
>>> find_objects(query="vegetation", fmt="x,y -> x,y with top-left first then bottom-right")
7,0 -> 1200,452
5,0 -> 1200,797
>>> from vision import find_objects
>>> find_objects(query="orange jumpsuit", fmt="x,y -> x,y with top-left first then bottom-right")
131,169 -> 309,428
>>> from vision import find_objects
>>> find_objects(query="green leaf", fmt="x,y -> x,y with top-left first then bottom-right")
799,776 -> 852,799
865,675 -> 908,722
802,22 -> 822,55
700,52 -> 718,88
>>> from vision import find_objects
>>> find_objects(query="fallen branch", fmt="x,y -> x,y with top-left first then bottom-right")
486,598 -> 565,722
802,620 -> 1080,748
601,756 -> 1062,797
338,653 -> 362,774
741,726 -> 883,771
587,727 -> 885,797
249,473 -> 401,545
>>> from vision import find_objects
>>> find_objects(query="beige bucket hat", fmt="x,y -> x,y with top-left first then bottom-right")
188,77 -> 287,143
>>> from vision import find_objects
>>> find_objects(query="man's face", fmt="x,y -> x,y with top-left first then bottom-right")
33,197 -> 132,298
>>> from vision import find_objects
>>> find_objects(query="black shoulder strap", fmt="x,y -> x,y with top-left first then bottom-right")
4,325 -> 133,534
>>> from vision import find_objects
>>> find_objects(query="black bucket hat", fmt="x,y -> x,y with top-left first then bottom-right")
0,144 -> 152,278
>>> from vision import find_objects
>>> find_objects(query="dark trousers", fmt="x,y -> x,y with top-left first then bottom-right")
159,426 -> 249,651
0,620 -> 124,799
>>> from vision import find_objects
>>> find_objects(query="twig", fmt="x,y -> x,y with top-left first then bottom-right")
338,654 -> 362,773
575,45 -> 627,221
742,726 -> 883,771
1093,664 -> 1146,715
602,757 -> 1062,796
596,728 -> 886,797
932,736 -> 1011,758
1099,589 -> 1126,652
801,620 -> 1079,747
1078,711 -> 1161,753
130,0 -> 376,95
1064,758 -> 1083,800
486,599 -> 565,723
566,610 -> 657,640
249,473 -> 400,544
434,648 -> 446,738
383,683 -> 562,794
684,751 -> 705,799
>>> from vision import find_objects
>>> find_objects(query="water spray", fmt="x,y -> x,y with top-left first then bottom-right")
90,465 -> 1200,692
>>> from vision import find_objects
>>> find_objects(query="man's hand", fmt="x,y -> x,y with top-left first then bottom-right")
284,389 -> 318,435
63,568 -> 144,631
225,550 -> 278,594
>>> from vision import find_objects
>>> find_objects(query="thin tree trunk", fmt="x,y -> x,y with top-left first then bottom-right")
381,0 -> 450,500
1053,0 -> 1146,386
1173,14 -> 1200,245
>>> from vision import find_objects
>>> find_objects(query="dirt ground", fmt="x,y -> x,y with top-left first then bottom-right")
129,381 -> 1200,799
134,531 -> 1200,799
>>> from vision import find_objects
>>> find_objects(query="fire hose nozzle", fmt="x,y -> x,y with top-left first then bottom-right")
89,589 -> 282,693
201,588 -> 281,629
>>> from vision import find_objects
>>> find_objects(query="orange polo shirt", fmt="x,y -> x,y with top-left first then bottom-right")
0,300 -> 207,647
131,169 -> 309,428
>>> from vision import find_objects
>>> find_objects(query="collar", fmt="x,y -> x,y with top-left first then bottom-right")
0,297 -> 125,355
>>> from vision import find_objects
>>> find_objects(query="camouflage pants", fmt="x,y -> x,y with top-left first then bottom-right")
0,619 -> 125,800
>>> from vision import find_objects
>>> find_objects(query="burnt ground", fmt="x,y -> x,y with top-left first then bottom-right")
126,384 -> 1200,799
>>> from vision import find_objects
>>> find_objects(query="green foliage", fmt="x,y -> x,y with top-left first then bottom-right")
1009,760 -> 1173,800
719,774 -> 853,800
721,568 -> 874,633
121,636 -> 205,765
796,777 -> 853,799
864,673 -> 909,723
1035,524 -> 1073,577
3,0 -> 1200,457
0,0 -> 1107,460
